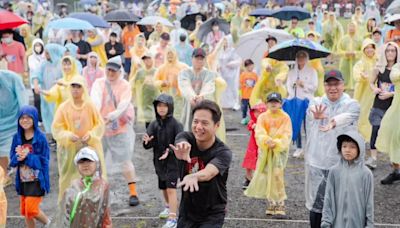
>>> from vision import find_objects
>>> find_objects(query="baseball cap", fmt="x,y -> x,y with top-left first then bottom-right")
106,55 -> 122,71
267,92 -> 282,103
324,70 -> 344,82
192,48 -> 206,58
141,52 -> 152,60
74,147 -> 99,165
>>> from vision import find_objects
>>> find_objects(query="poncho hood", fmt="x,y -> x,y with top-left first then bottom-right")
17,105 -> 39,135
336,130 -> 365,166
44,43 -> 66,64
153,93 -> 174,120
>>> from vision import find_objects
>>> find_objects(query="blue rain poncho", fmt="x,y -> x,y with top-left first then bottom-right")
305,93 -> 360,213
322,131 -> 374,228
282,97 -> 309,141
31,43 -> 65,133
0,70 -> 28,156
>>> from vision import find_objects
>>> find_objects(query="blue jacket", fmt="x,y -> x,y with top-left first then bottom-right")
9,105 -> 50,195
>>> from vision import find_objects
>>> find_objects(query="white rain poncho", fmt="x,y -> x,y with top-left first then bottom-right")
0,70 -> 27,156
305,93 -> 360,213
218,36 -> 242,109
322,131 -> 374,228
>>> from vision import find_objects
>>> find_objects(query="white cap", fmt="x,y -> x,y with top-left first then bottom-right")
74,147 -> 99,165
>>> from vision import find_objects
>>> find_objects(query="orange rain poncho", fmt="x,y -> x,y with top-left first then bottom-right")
52,76 -> 107,202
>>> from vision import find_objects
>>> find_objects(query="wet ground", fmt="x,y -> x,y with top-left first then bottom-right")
5,109 -> 400,227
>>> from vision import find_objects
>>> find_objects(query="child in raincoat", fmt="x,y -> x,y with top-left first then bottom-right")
82,52 -> 105,93
52,76 -> 107,202
322,131 -> 374,228
132,53 -> 158,128
242,102 -> 267,189
0,167 -> 6,228
9,105 -> 50,227
245,92 -> 292,217
143,94 -> 183,228
54,147 -> 112,228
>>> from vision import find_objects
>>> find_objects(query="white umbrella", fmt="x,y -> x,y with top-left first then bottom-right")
137,16 -> 173,27
235,28 -> 293,70
385,13 -> 400,26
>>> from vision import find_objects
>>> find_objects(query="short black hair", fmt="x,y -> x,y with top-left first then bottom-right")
62,57 -> 72,64
110,32 -> 117,37
244,59 -> 254,67
192,100 -> 221,124
337,135 -> 360,158
160,32 -> 170,41
211,20 -> 219,27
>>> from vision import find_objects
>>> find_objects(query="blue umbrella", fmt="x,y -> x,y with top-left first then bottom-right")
271,6 -> 311,21
268,38 -> 330,61
249,8 -> 275,17
282,97 -> 309,141
69,13 -> 110,28
46,18 -> 95,31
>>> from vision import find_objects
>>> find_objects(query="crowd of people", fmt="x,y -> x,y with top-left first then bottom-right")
0,0 -> 400,227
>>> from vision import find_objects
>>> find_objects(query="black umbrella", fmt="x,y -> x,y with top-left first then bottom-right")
180,12 -> 207,31
271,6 -> 311,21
268,39 -> 330,61
196,18 -> 230,41
104,9 -> 141,23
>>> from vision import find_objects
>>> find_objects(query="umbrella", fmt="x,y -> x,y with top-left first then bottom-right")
235,28 -> 293,69
385,14 -> 400,26
249,8 -> 275,17
69,13 -> 110,28
271,6 -> 311,21
196,18 -> 230,41
104,9 -> 141,23
283,97 -> 309,141
46,18 -> 95,31
268,38 -> 330,61
137,16 -> 173,27
180,12 -> 207,31
0,9 -> 28,30
387,0 -> 400,15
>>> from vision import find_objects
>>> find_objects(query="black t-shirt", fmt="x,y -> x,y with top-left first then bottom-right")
175,132 -> 232,223
373,68 -> 394,110
104,41 -> 124,59
71,40 -> 92,67
20,135 -> 45,196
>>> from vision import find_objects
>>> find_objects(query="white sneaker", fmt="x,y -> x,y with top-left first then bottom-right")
159,208 -> 169,219
162,218 -> 177,228
293,149 -> 304,158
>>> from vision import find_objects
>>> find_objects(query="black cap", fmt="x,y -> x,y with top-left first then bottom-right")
324,70 -> 344,82
192,48 -> 206,58
267,92 -> 282,103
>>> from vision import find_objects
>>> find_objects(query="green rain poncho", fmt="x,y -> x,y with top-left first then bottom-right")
352,39 -> 377,141
337,22 -> 363,90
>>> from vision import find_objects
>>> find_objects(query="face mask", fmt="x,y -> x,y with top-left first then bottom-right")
34,46 -> 43,54
2,37 -> 12,44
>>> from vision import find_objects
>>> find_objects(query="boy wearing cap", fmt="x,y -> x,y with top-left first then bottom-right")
305,70 -> 360,228
321,131 -> 374,228
143,94 -> 183,228
245,92 -> 292,217
55,147 -> 112,227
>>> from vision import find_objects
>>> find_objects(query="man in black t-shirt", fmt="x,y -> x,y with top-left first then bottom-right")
170,100 -> 232,228
70,30 -> 92,67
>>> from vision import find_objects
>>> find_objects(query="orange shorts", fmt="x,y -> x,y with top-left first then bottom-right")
20,196 -> 42,219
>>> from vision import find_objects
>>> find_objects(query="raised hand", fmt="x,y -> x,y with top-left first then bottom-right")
169,142 -> 191,163
143,134 -> 154,145
311,104 -> 327,120
177,174 -> 199,192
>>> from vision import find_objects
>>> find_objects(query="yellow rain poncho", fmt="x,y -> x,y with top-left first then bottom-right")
154,48 -> 188,120
376,64 -> 400,164
148,23 -> 166,48
129,34 -> 149,81
307,32 -> 325,96
87,30 -> 108,67
19,24 -> 35,56
132,65 -> 158,123
353,39 -> 377,141
322,13 -> 343,52
52,76 -> 107,202
337,22 -> 362,90
44,56 -> 81,110
0,167 -> 6,228
245,109 -> 292,202
250,58 -> 289,106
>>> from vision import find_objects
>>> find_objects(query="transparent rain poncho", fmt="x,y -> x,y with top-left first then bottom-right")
305,94 -> 360,213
